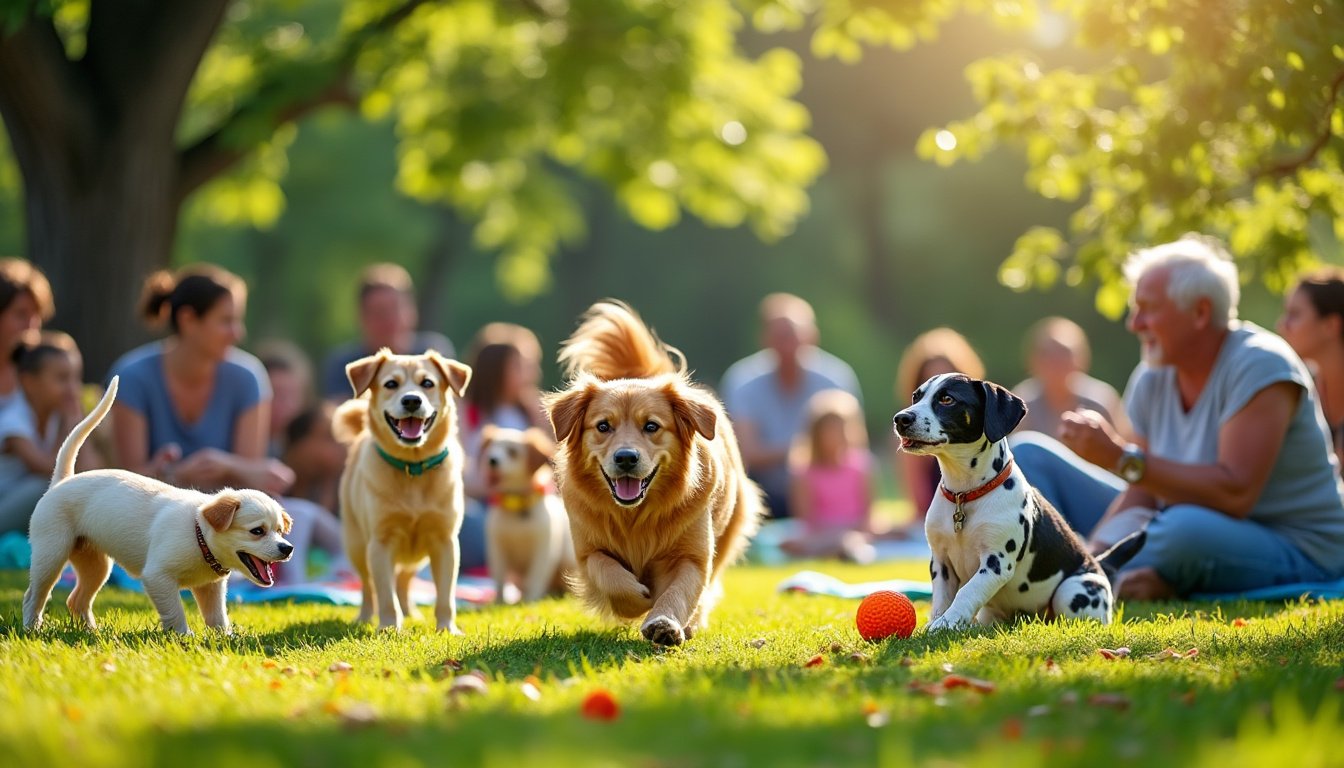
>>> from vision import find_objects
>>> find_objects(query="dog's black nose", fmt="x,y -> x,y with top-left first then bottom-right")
401,394 -> 422,411
488,456 -> 499,468
894,411 -> 915,430
613,448 -> 640,472
278,542 -> 294,557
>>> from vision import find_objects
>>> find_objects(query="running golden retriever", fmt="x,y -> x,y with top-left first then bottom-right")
545,301 -> 762,646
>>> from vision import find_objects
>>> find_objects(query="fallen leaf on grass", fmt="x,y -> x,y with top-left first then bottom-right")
328,661 -> 353,673
908,675 -> 996,696
1177,690 -> 1196,706
1232,618 -> 1248,627
861,699 -> 882,716
1334,676 -> 1344,691
99,661 -> 116,674
1144,648 -> 1198,662
848,652 -> 871,664
281,666 -> 298,677
1097,647 -> 1131,660
898,655 -> 915,668
448,675 -> 489,697
1042,658 -> 1061,676
520,682 -> 542,702
804,655 -> 827,668
63,705 -> 83,723
1027,705 -> 1051,718
269,680 -> 284,691
748,638 -> 767,649
580,690 -> 620,721
262,660 -> 278,669
337,702 -> 378,729
442,659 -> 463,672
866,711 -> 890,728
1088,693 -> 1132,711
1000,719 -> 1023,741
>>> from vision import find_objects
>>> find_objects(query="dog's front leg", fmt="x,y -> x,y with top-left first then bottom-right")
640,559 -> 708,647
585,551 -> 652,618
142,570 -> 191,634
486,517 -> 509,604
521,525 -> 559,603
929,556 -> 960,622
925,552 -> 1012,634
428,537 -> 463,634
365,541 -> 403,630
192,580 -> 231,634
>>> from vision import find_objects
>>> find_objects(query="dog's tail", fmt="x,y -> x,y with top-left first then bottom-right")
331,399 -> 368,445
558,300 -> 686,382
52,376 -> 118,487
1095,529 -> 1147,584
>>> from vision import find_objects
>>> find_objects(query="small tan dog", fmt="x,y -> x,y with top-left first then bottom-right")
333,348 -> 471,632
545,301 -> 763,646
479,425 -> 575,603
24,377 -> 294,635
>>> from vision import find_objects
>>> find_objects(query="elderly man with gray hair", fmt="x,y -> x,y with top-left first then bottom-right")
1011,234 -> 1344,600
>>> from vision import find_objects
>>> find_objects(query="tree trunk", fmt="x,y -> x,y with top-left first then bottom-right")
23,131 -> 182,381
0,1 -> 230,381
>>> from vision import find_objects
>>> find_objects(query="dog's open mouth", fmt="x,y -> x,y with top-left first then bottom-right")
385,412 -> 436,443
237,552 -> 275,587
602,468 -> 657,506
900,437 -> 943,451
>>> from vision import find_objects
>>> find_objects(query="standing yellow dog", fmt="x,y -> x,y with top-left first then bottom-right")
333,348 -> 471,632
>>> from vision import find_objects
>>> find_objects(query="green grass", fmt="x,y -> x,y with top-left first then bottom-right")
2,564 -> 1343,768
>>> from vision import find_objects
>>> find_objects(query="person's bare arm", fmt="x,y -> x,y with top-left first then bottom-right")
110,403 -> 179,478
1061,381 -> 1301,519
3,435 -> 55,476
735,421 -> 789,473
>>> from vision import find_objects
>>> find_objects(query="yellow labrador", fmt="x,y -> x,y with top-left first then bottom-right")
333,348 -> 471,632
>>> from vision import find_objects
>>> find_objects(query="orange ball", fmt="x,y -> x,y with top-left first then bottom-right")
580,689 -> 621,721
855,590 -> 917,642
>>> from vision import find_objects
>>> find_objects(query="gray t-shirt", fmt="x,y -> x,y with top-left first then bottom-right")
1126,321 -> 1344,572
1014,373 -> 1123,435
719,347 -> 862,496
0,394 -> 58,487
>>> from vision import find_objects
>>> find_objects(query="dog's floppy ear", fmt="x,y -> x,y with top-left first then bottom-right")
545,383 -> 595,443
429,351 -> 472,397
477,423 -> 498,462
201,493 -> 243,532
666,382 -> 718,441
524,427 -> 555,475
279,510 -> 293,535
346,349 -> 389,397
979,379 -> 1027,443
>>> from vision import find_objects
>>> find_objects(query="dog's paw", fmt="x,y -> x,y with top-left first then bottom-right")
438,622 -> 465,635
641,615 -> 685,646
923,615 -> 963,635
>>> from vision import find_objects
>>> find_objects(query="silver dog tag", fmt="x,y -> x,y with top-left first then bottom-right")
953,496 -> 966,532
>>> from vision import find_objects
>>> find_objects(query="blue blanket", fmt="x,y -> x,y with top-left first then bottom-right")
778,568 -> 1344,603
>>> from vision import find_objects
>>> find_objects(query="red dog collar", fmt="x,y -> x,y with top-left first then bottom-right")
939,458 -> 1015,532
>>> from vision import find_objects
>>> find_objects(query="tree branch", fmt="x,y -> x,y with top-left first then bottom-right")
1258,68 -> 1344,179
174,0 -> 433,201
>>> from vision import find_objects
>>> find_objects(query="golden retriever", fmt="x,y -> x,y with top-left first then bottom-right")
545,301 -> 763,645
333,348 -> 471,632
25,377 -> 294,634
480,425 -> 575,602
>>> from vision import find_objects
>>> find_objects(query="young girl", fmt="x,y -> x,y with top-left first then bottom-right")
781,389 -> 876,562
0,332 -> 101,534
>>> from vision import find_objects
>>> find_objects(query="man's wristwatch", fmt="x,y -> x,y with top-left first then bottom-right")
1115,444 -> 1147,483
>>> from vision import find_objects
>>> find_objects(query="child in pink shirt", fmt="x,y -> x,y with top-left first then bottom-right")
782,389 -> 876,562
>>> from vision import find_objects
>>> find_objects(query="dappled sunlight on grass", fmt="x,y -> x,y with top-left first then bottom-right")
1,565 -> 1342,766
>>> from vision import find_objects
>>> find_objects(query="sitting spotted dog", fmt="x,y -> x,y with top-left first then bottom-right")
893,373 -> 1144,632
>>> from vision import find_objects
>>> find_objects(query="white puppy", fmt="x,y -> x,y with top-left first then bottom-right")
24,377 -> 294,634
480,425 -> 575,603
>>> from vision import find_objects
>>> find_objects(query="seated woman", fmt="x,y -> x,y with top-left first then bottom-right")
1277,268 -> 1344,462
1013,316 -> 1127,437
108,265 -> 338,585
1012,235 -> 1344,600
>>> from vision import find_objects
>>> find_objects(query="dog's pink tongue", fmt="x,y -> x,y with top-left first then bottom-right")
398,418 -> 426,439
615,476 -> 642,501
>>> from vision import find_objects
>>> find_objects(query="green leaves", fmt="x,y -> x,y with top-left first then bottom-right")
922,0 -> 1344,315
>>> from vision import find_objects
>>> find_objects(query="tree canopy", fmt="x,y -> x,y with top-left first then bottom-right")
919,0 -> 1344,316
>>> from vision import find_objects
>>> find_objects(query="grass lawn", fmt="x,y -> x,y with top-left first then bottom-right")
2,563 -> 1342,767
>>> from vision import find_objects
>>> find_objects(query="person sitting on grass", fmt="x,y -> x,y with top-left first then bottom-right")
780,389 -> 876,563
0,332 -> 102,535
1011,234 -> 1344,599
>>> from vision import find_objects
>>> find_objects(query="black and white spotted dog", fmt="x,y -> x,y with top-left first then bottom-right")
893,373 -> 1144,633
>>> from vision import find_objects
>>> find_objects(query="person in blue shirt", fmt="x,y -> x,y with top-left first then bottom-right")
720,293 -> 862,519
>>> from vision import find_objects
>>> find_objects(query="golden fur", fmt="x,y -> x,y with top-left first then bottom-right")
333,348 -> 472,632
480,425 -> 576,602
545,301 -> 762,645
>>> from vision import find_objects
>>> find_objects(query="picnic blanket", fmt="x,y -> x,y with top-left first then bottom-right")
48,560 -> 516,608
746,520 -> 931,565
777,568 -> 1344,603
